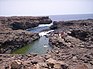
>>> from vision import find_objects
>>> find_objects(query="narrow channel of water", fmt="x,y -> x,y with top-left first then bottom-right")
12,23 -> 53,54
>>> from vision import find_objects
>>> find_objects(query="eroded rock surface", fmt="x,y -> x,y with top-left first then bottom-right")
0,54 -> 69,69
49,19 -> 93,69
0,28 -> 40,53
0,16 -> 52,30
0,16 -> 53,53
0,19 -> 93,69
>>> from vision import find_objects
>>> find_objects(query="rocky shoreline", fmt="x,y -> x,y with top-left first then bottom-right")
0,16 -> 52,30
0,16 -> 52,54
49,19 -> 93,69
0,29 -> 40,54
0,18 -> 93,69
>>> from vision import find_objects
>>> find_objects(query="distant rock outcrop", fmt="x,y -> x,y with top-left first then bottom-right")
0,16 -> 52,30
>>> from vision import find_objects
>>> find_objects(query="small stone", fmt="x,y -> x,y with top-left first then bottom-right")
75,64 -> 88,69
90,61 -> 93,65
54,63 -> 61,69
11,61 -> 22,69
35,64 -> 40,69
66,42 -> 72,47
46,58 -> 68,69
15,60 -> 22,65
45,54 -> 51,59
72,56 -> 77,62
31,60 -> 38,64
55,50 -> 59,53
26,54 -> 32,57
80,44 -> 85,48
86,45 -> 93,49
46,58 -> 56,64
38,62 -> 48,68
23,61 -> 31,66
57,61 -> 68,69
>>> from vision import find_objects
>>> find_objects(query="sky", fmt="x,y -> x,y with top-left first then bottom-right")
0,0 -> 93,16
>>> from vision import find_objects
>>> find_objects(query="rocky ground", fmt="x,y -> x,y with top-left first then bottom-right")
49,19 -> 93,69
0,29 -> 39,54
0,16 -> 52,54
0,19 -> 93,69
0,54 -> 69,69
0,16 -> 52,30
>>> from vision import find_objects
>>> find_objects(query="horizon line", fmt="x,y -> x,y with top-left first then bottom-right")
0,13 -> 93,17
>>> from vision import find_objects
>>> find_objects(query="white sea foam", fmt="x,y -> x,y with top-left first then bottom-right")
43,45 -> 48,47
39,30 -> 54,36
38,23 -> 53,27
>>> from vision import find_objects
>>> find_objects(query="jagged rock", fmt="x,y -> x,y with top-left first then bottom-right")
72,56 -> 77,62
10,21 -> 39,30
49,19 -> 93,69
0,19 -> 93,69
11,60 -> 22,69
0,16 -> 52,30
69,30 -> 89,41
46,58 -> 56,64
50,21 -> 58,29
36,62 -> 48,69
31,60 -> 38,64
54,63 -> 62,69
0,29 -> 40,54
46,58 -> 68,69
50,19 -> 93,42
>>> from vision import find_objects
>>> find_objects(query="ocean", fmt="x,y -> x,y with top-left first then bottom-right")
50,14 -> 93,21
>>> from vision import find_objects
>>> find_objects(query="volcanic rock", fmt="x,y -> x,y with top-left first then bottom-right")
0,29 -> 40,54
0,16 -> 52,30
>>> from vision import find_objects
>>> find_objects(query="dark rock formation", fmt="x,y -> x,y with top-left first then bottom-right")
0,16 -> 52,30
0,16 -> 52,53
50,21 -> 74,29
0,18 -> 39,54
50,19 -> 93,30
0,29 -> 40,54
69,30 -> 89,41
50,21 -> 58,29
50,19 -> 93,41
10,21 -> 39,30
49,19 -> 93,69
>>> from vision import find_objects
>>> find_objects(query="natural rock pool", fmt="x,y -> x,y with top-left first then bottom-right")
12,23 -> 53,54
